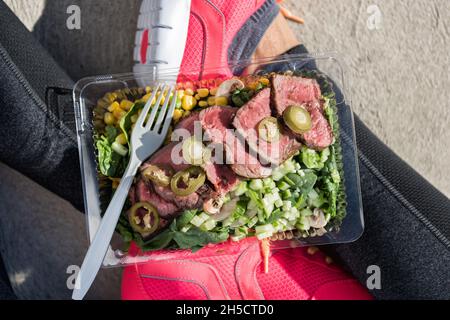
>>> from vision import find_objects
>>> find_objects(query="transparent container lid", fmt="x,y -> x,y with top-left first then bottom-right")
73,53 -> 364,267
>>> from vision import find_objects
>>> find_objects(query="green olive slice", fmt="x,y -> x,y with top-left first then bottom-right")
283,105 -> 312,134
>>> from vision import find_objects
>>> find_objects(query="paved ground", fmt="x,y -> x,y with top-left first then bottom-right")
4,0 -> 450,197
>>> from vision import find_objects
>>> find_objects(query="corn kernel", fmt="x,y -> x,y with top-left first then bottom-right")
207,97 -> 216,106
197,88 -> 209,98
260,77 -> 270,86
177,90 -> 185,100
113,108 -> 126,120
173,109 -> 183,121
145,86 -> 151,93
182,95 -> 197,111
185,88 -> 195,96
105,92 -> 117,103
120,99 -> 134,111
115,133 -> 127,145
210,87 -> 218,96
114,90 -> 125,100
215,96 -> 228,106
108,101 -> 120,112
159,95 -> 166,106
97,99 -> 109,109
130,114 -> 139,123
198,100 -> 208,108
104,112 -> 115,125
141,93 -> 151,103
194,94 -> 201,100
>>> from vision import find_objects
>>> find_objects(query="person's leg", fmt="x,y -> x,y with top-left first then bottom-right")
0,1 -> 83,211
326,116 -> 450,299
0,162 -> 121,300
0,2 -> 121,299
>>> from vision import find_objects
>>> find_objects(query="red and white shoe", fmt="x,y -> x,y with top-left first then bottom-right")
124,0 -> 373,300
133,0 -> 191,85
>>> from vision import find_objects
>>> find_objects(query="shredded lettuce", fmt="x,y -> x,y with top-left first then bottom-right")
96,135 -> 126,178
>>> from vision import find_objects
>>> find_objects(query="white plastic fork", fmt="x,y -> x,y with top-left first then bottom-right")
72,84 -> 177,300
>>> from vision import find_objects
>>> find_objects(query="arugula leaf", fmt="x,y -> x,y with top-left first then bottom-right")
140,211 -> 229,252
172,226 -> 228,250
231,88 -> 256,107
141,229 -> 175,251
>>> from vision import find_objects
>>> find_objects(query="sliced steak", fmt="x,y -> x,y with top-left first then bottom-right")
271,75 -> 333,150
226,136 -> 273,179
144,112 -> 201,172
153,184 -> 202,210
199,106 -> 237,144
199,106 -> 242,192
135,180 -> 179,219
229,151 -> 273,179
301,101 -> 334,150
144,142 -> 190,172
271,75 -> 321,115
233,88 -> 301,165
175,111 -> 201,134
199,105 -> 271,179
199,105 -> 272,179
202,161 -> 240,195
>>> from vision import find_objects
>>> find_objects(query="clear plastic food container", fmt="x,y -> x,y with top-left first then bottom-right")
73,53 -> 364,267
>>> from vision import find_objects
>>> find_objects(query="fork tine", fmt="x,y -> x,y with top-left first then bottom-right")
151,86 -> 174,132
160,88 -> 177,136
145,85 -> 169,130
135,84 -> 161,128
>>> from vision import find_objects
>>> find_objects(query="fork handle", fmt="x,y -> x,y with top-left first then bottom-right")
72,157 -> 141,300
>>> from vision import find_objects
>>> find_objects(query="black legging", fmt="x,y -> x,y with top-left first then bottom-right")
0,1 -> 449,299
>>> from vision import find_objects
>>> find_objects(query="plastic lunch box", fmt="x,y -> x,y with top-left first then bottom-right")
73,53 -> 364,267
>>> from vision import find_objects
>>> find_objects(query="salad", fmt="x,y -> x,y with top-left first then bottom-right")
92,71 -> 346,254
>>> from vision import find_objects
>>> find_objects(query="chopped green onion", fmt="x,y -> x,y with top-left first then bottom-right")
233,181 -> 248,197
249,179 -> 263,191
112,141 -> 128,157
277,181 -> 290,191
201,219 -> 217,231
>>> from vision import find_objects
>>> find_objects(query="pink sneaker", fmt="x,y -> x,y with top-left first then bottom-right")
123,0 -> 372,300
